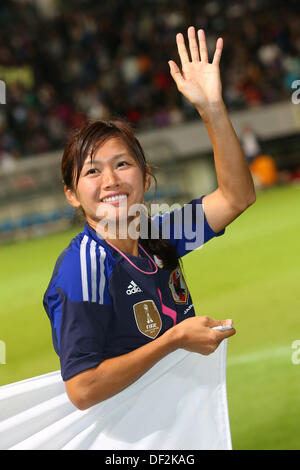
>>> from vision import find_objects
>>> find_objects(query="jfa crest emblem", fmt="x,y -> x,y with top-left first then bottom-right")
133,300 -> 162,339
169,267 -> 188,304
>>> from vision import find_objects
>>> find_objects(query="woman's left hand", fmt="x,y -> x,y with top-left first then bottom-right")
169,26 -> 223,112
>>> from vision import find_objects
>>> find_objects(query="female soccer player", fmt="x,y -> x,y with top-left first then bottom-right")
43,27 -> 255,410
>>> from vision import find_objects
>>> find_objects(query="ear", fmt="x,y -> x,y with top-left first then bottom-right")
144,165 -> 151,193
64,186 -> 81,208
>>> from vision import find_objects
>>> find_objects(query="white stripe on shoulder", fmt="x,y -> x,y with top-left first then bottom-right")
80,235 -> 89,301
99,245 -> 107,304
90,240 -> 97,303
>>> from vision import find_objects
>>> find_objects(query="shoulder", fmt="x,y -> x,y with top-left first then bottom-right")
149,195 -> 224,240
44,230 -> 116,305
149,196 -> 205,226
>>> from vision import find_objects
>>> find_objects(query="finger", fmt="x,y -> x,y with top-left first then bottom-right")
206,317 -> 233,328
212,37 -> 223,65
176,33 -> 190,67
213,320 -> 233,331
197,29 -> 208,62
187,26 -> 200,62
168,60 -> 185,89
215,327 -> 236,340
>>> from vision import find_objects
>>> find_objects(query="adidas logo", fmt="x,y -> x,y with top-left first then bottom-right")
126,280 -> 143,295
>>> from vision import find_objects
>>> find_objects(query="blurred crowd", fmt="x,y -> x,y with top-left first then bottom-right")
0,0 -> 300,164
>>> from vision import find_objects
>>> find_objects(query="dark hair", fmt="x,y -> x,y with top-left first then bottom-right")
61,118 -> 181,271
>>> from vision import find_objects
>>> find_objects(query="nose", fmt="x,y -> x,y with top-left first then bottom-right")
102,167 -> 120,188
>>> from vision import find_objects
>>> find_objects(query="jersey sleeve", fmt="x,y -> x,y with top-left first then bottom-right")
43,237 -> 114,381
150,195 -> 225,258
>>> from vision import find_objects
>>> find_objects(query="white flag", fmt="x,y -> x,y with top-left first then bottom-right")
0,340 -> 231,450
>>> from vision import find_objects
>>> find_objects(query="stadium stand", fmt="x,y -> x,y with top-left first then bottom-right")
0,0 -> 299,160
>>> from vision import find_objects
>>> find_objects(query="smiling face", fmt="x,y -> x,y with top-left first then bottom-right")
65,137 -> 151,233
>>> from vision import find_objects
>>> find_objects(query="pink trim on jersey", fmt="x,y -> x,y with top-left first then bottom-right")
104,240 -> 158,275
157,287 -> 177,326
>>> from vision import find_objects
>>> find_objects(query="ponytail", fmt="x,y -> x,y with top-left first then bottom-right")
139,217 -> 181,271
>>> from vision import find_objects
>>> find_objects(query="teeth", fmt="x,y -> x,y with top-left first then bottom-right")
102,194 -> 127,203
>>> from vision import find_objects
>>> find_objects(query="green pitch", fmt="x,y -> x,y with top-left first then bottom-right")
1,184 -> 300,449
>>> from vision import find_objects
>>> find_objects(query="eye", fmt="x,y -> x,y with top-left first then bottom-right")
117,160 -> 130,168
86,168 -> 100,175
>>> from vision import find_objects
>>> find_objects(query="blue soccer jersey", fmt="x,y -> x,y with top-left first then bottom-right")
43,196 -> 225,381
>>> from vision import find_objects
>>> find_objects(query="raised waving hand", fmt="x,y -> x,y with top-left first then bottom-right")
169,26 -> 223,111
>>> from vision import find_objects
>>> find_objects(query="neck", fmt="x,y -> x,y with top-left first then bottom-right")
87,216 -> 140,257
105,237 -> 140,257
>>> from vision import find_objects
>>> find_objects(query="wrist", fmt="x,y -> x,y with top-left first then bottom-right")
196,99 -> 226,123
163,323 -> 184,351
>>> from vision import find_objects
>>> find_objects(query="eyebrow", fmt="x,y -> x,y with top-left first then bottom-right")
83,153 -> 130,167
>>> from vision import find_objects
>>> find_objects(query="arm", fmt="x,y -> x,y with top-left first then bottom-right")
66,316 -> 235,410
169,27 -> 256,234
